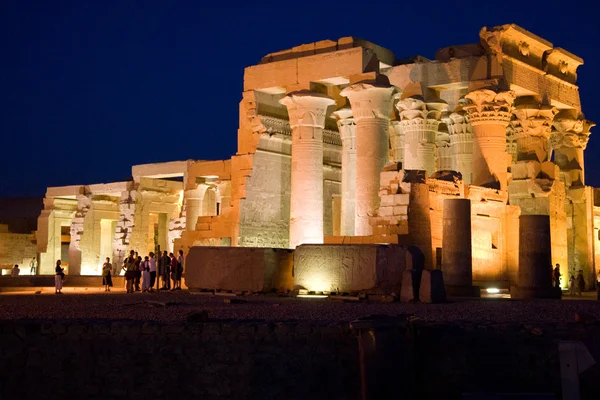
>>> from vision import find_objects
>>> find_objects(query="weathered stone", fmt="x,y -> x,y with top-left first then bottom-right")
419,269 -> 446,303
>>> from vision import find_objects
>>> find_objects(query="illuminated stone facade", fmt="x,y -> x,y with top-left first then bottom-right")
31,24 -> 599,293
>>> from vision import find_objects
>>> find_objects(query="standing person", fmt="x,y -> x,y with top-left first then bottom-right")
141,256 -> 151,292
160,251 -> 171,290
596,270 -> 600,300
169,252 -> 178,291
148,252 -> 157,292
553,264 -> 561,288
134,253 -> 142,292
125,256 -> 137,294
576,270 -> 585,295
569,273 -> 576,296
29,257 -> 37,275
102,257 -> 113,292
176,249 -> 184,290
55,260 -> 64,295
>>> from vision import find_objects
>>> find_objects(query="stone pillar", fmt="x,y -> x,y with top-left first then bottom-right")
396,97 -> 447,176
341,82 -> 397,236
333,108 -> 357,236
442,199 -> 478,296
515,215 -> 553,299
435,128 -> 452,172
511,100 -> 558,163
463,89 -> 515,191
443,111 -> 473,184
389,120 -> 404,165
184,194 -> 202,232
551,117 -> 594,187
279,91 -> 335,248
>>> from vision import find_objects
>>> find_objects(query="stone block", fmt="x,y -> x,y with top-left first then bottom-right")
185,247 -> 293,293
393,194 -> 410,205
393,205 -> 408,215
380,195 -> 395,207
400,270 -> 421,302
539,161 -> 559,180
378,206 -> 393,217
418,269 -> 446,303
511,161 -> 541,180
294,244 -> 410,293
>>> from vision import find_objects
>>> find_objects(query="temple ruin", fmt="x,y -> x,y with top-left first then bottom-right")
7,24 -> 599,296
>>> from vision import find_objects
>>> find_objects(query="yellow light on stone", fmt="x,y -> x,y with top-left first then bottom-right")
486,288 -> 500,294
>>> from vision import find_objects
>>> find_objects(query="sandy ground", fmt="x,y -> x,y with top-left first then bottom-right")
0,289 -> 599,323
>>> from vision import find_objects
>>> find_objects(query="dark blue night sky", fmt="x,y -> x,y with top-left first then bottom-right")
2,0 -> 599,197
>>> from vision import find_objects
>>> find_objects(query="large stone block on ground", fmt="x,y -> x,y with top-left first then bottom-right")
294,244 -> 411,293
185,247 -> 293,292
419,270 -> 446,303
400,269 -> 421,302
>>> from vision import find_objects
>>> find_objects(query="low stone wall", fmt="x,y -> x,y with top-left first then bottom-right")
185,246 -> 294,292
1,319 -> 600,399
0,275 -> 126,289
294,244 -> 411,293
0,230 -> 36,272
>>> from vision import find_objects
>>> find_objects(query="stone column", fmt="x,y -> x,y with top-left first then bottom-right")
341,82 -> 397,236
551,117 -> 594,187
396,97 -> 447,176
436,128 -> 452,172
442,199 -> 478,296
389,120 -> 404,165
184,193 -> 202,232
511,100 -> 558,163
333,108 -> 356,236
515,215 -> 553,299
443,111 -> 473,184
279,91 -> 335,248
463,89 -> 515,191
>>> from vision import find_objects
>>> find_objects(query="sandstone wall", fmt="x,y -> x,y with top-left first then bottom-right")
294,244 -> 410,293
185,246 -> 293,292
0,230 -> 36,273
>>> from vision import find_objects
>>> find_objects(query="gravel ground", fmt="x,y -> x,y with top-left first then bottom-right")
1,291 -> 600,323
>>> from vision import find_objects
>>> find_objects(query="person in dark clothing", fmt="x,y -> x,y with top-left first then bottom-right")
134,253 -> 141,292
159,251 -> 171,290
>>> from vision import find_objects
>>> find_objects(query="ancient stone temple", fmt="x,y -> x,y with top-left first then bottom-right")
20,24 -> 600,294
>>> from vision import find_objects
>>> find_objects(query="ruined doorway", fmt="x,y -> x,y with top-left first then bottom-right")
149,212 -> 169,255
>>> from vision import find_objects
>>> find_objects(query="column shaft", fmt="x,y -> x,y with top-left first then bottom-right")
334,109 -> 356,236
280,91 -> 335,248
516,215 -> 553,299
355,118 -> 389,235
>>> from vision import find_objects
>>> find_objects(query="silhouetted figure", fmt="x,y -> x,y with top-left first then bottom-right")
160,251 -> 171,290
569,274 -> 576,296
102,257 -> 113,292
553,264 -> 561,288
11,264 -> 20,277
148,252 -> 157,292
29,257 -> 37,275
55,260 -> 64,294
576,270 -> 585,295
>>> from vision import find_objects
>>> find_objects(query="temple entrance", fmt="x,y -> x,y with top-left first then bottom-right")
149,212 -> 169,255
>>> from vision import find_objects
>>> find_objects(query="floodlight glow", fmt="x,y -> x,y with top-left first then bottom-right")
486,288 -> 500,294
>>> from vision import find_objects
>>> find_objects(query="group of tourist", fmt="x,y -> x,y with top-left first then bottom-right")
50,250 -> 184,294
552,263 -> 599,296
101,249 -> 184,293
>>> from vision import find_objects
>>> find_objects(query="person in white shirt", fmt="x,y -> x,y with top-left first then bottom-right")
148,252 -> 157,292
141,256 -> 151,292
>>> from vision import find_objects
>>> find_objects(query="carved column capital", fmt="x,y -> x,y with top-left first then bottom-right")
551,118 -> 595,150
511,103 -> 558,140
340,82 -> 398,121
463,89 -> 516,126
279,90 -> 335,129
332,108 -> 356,142
395,97 -> 448,132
